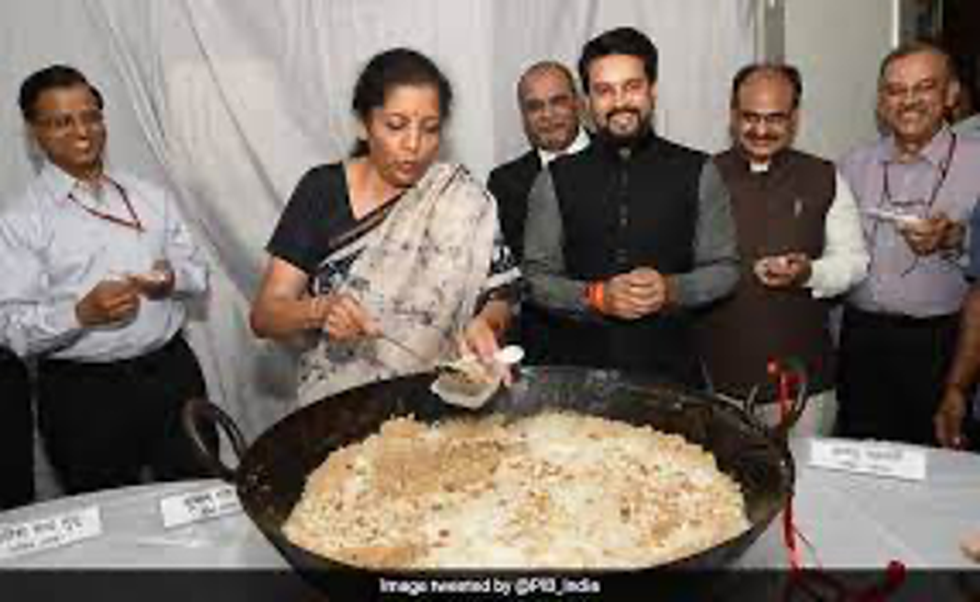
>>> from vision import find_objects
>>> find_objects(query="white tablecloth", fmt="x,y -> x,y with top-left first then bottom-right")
2,438 -> 979,571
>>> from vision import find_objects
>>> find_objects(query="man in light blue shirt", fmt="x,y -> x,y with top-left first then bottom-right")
836,43 -> 980,446
0,65 -> 215,494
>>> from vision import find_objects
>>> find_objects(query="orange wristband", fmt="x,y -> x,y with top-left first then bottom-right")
586,281 -> 606,313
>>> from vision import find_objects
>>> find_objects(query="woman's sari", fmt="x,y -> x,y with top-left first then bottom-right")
297,162 -> 518,405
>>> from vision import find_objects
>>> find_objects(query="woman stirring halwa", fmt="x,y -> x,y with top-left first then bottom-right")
251,48 -> 519,404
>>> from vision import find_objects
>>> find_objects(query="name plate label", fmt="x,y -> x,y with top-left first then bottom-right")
159,485 -> 241,529
0,506 -> 103,560
809,439 -> 927,481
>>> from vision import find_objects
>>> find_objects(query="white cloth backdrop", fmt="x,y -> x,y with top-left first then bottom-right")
0,0 -> 755,490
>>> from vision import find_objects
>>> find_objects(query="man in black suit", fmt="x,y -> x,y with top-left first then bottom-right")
488,61 -> 588,363
489,61 -> 587,259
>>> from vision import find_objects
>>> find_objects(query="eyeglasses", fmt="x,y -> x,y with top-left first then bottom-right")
33,109 -> 104,134
737,110 -> 792,127
880,78 -> 942,102
523,94 -> 577,116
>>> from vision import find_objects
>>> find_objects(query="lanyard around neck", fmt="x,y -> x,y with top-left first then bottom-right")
870,132 -> 959,278
881,131 -> 958,212
68,177 -> 144,233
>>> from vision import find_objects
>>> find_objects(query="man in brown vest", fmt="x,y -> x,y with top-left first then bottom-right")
699,64 -> 868,435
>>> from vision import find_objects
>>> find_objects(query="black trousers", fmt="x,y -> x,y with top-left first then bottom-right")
836,306 -> 958,446
0,347 -> 34,509
37,336 -> 217,494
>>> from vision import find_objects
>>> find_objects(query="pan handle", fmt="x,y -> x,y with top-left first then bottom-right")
745,358 -> 809,441
181,397 -> 248,483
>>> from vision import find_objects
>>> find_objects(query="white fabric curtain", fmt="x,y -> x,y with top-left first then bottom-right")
1,0 -> 757,446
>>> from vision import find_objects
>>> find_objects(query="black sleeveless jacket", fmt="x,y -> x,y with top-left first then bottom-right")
546,132 -> 708,386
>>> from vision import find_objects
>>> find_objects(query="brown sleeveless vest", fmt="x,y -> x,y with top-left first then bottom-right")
699,149 -> 836,398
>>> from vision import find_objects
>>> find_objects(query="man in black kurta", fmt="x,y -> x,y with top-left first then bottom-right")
523,27 -> 738,387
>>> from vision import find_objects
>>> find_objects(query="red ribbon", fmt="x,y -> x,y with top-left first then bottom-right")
769,360 -> 907,601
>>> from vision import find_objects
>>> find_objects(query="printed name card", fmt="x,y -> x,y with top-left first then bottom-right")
809,439 -> 928,481
159,485 -> 241,529
0,506 -> 103,560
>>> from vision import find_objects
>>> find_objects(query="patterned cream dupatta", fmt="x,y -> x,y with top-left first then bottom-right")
297,162 -> 500,405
